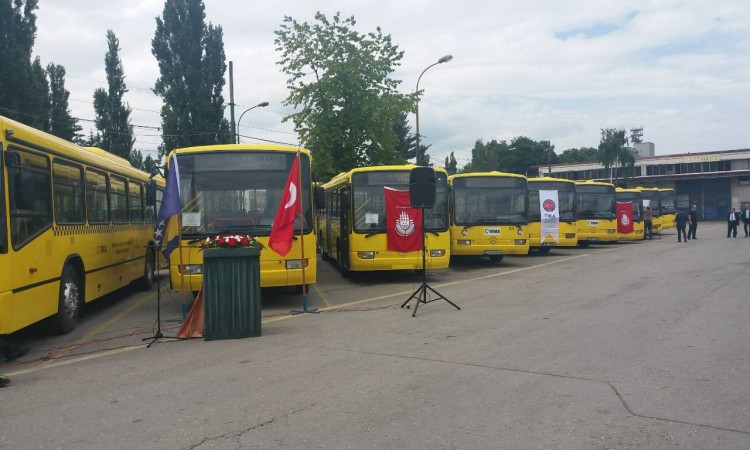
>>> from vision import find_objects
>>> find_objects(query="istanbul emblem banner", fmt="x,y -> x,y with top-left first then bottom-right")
539,189 -> 559,243
384,187 -> 422,252
617,201 -> 634,233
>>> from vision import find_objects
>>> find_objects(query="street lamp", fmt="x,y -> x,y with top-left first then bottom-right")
415,54 -> 452,165
236,101 -> 269,144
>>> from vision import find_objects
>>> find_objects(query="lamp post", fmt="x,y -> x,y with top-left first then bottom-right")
236,101 -> 269,144
415,54 -> 452,165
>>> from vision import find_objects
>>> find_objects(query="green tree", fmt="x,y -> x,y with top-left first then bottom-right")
0,0 -> 37,121
92,30 -> 136,162
151,0 -> 229,157
46,63 -> 82,141
559,146 -> 598,163
274,12 -> 417,180
444,151 -> 458,175
142,154 -> 157,174
392,111 -> 417,163
27,56 -> 49,130
468,139 -> 506,172
597,128 -> 630,182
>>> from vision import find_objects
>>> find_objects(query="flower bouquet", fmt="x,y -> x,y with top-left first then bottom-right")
201,234 -> 263,250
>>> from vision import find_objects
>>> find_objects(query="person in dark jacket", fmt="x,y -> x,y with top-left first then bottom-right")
0,336 -> 30,388
643,205 -> 653,240
675,208 -> 688,242
727,207 -> 740,238
742,202 -> 750,237
687,204 -> 698,240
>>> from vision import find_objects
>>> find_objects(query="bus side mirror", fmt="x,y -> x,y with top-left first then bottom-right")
146,180 -> 157,206
314,186 -> 325,209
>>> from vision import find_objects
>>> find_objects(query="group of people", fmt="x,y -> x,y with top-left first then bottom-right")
673,204 -> 700,242
673,202 -> 750,242
727,202 -> 750,238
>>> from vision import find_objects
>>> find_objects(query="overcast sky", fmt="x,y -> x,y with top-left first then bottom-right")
32,0 -> 750,168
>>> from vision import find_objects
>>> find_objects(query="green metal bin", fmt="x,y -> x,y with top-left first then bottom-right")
202,247 -> 261,340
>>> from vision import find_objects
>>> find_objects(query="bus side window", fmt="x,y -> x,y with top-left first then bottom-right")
7,150 -> 52,249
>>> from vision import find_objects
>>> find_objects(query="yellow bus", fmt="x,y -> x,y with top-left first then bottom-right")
636,187 -> 663,234
527,177 -> 578,252
615,188 -> 644,241
448,172 -> 528,262
318,165 -> 450,275
0,116 -> 162,334
163,145 -> 318,293
575,180 -> 617,247
659,188 -> 677,230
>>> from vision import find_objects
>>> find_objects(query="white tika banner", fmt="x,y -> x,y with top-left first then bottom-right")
539,189 -> 559,243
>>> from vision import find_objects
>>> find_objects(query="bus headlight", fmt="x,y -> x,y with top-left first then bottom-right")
179,264 -> 203,275
286,259 -> 310,269
514,239 -> 526,245
429,250 -> 446,257
357,251 -> 375,259
565,233 -> 576,239
457,240 -> 471,246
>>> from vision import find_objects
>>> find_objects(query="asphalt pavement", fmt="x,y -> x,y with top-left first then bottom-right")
1,221 -> 749,449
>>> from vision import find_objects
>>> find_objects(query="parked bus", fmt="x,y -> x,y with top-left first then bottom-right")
659,188 -> 678,230
319,165 -> 450,275
0,116 -> 162,334
636,187 -> 663,234
575,180 -> 617,247
448,172 -> 528,262
527,177 -> 577,252
615,188 -> 644,241
164,145 -> 318,293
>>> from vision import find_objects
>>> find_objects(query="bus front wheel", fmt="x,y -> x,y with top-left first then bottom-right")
488,255 -> 504,262
46,265 -> 81,334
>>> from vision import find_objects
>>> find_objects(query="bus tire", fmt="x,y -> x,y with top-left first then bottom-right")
136,246 -> 156,290
577,241 -> 591,248
46,265 -> 82,334
538,247 -> 552,254
488,255 -> 504,262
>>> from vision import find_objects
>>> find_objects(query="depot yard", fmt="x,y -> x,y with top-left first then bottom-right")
1,222 -> 749,449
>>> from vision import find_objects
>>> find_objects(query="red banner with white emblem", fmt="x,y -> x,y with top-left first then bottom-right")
616,201 -> 634,234
384,187 -> 422,252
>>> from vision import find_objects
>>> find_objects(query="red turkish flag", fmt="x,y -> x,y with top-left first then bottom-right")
385,187 -> 422,252
269,154 -> 301,256
616,201 -> 634,234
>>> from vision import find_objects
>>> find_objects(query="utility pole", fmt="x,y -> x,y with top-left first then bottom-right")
229,61 -> 236,144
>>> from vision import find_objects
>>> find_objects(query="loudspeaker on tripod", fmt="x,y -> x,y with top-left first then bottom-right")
409,166 -> 436,208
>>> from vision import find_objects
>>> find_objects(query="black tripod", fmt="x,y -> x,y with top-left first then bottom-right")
401,212 -> 460,317
142,245 -> 163,348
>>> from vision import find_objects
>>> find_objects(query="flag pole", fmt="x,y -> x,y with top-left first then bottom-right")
292,150 -> 317,314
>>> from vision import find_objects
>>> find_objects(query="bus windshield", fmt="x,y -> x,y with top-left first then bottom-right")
639,189 -> 661,216
528,182 -> 576,222
616,193 -> 643,221
452,177 -> 527,225
660,190 -> 677,214
176,151 -> 312,237
351,170 -> 449,232
576,185 -> 615,220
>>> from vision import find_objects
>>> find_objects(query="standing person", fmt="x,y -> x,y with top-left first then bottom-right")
727,207 -> 740,238
643,205 -> 653,240
687,204 -> 698,240
675,208 -> 688,243
0,336 -> 29,388
742,202 -> 750,237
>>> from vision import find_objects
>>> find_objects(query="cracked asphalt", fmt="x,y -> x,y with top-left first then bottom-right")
1,222 -> 748,449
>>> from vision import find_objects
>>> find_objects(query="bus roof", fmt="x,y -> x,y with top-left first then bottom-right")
169,143 -> 311,157
575,180 -> 614,187
1,115 -> 153,181
449,171 -> 526,181
322,165 -> 448,189
528,177 -> 576,185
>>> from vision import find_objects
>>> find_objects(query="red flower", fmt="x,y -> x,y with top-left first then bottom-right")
227,237 -> 238,247
240,236 -> 249,246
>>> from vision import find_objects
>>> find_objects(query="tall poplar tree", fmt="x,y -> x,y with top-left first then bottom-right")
92,30 -> 135,162
151,0 -> 229,157
46,63 -> 81,141
0,0 -> 44,125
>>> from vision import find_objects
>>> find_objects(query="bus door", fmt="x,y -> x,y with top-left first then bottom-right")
0,146 -> 9,301
338,187 -> 351,272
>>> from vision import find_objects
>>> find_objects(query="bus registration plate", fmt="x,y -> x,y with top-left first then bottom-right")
541,242 -> 556,247
484,250 -> 502,256
586,237 -> 598,241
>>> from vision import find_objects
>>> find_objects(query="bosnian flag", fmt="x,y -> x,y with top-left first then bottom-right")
384,187 -> 422,252
617,201 -> 634,233
153,153 -> 181,259
268,153 -> 301,256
